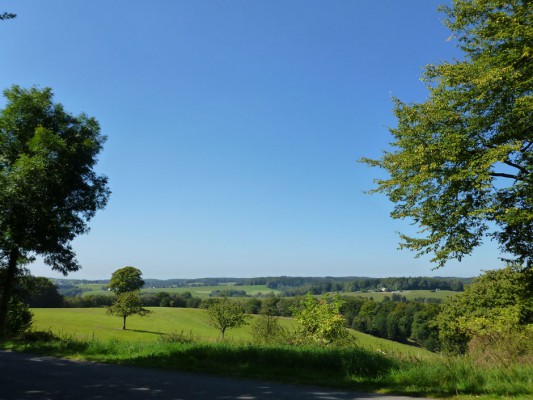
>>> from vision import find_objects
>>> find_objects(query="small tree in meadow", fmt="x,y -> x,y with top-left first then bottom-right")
250,298 -> 286,345
107,291 -> 151,330
206,297 -> 249,340
292,293 -> 352,346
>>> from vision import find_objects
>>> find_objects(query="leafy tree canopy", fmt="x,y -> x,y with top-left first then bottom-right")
0,85 -> 109,336
20,276 -> 63,308
109,266 -> 144,294
362,0 -> 533,268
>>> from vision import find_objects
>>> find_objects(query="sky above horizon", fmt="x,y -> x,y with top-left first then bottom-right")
0,1 -> 506,280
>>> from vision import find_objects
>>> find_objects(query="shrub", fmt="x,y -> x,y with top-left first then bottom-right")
5,301 -> 33,336
250,314 -> 287,345
159,330 -> 198,344
291,293 -> 352,347
467,328 -> 533,367
16,330 -> 59,343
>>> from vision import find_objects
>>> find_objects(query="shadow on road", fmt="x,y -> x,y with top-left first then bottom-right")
0,350 -> 426,400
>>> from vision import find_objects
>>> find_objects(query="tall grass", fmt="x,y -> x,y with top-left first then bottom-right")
391,355 -> 533,397
3,332 -> 532,398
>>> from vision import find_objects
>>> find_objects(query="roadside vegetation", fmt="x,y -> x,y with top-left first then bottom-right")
2,319 -> 531,398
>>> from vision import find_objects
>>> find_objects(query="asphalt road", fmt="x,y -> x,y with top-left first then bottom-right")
0,350 -> 431,400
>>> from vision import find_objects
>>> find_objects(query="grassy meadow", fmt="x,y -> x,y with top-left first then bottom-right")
344,289 -> 459,302
30,307 -> 430,357
77,283 -> 279,298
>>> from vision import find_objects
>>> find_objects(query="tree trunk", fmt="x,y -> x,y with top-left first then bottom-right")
123,316 -> 126,330
0,248 -> 20,337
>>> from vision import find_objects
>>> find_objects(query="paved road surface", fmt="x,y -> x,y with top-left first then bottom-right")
0,350 -> 431,400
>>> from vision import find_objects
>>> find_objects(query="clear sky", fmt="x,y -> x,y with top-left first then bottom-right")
0,1 -> 506,280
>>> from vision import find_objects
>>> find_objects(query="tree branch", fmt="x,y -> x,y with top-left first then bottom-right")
503,159 -> 529,175
490,172 -> 520,180
0,12 -> 16,20
521,141 -> 532,152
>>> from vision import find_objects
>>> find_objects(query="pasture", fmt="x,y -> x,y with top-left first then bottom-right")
77,283 -> 279,298
31,307 -> 432,357
344,289 -> 459,302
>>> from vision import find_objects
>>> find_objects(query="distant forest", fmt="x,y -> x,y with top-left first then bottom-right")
55,276 -> 469,297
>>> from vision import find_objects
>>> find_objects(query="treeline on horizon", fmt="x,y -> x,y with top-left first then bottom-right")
55,275 -> 469,297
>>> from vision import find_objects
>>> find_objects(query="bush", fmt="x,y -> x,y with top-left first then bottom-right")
5,300 -> 33,336
159,330 -> 198,344
15,330 -> 59,343
467,328 -> 533,367
250,314 -> 287,345
291,293 -> 352,347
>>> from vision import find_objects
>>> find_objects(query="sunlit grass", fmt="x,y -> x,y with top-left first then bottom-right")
342,289 -> 459,302
77,283 -> 280,298
3,333 -> 531,398
31,307 -> 432,358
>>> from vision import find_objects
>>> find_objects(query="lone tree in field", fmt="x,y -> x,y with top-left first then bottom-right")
107,291 -> 151,330
205,297 -> 249,340
109,266 -> 145,294
0,86 -> 110,336
362,0 -> 533,269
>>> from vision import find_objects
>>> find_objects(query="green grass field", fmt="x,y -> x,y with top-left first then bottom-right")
31,307 -> 432,357
77,282 -> 457,302
343,289 -> 459,302
77,284 -> 279,298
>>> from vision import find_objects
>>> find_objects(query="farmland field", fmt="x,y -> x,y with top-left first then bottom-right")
31,307 -> 432,357
76,284 -> 279,298
342,289 -> 459,302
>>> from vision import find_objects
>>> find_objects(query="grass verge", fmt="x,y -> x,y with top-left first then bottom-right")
1,333 -> 532,399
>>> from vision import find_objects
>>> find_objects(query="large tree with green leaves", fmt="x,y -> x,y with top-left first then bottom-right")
0,86 -> 110,336
362,0 -> 533,269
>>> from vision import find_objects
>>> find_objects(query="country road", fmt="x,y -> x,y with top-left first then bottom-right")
0,350 -> 431,400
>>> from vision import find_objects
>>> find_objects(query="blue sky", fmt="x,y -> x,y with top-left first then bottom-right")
0,1 -> 505,279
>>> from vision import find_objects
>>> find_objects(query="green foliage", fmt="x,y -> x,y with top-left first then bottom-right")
409,304 -> 441,351
437,266 -> 533,354
467,327 -> 533,368
106,291 -> 151,330
0,85 -> 110,272
109,266 -> 144,295
21,276 -> 63,307
362,0 -> 533,268
159,330 -> 199,344
250,314 -> 287,345
291,293 -> 352,346
5,300 -> 32,336
205,297 -> 249,339
0,85 -> 109,335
